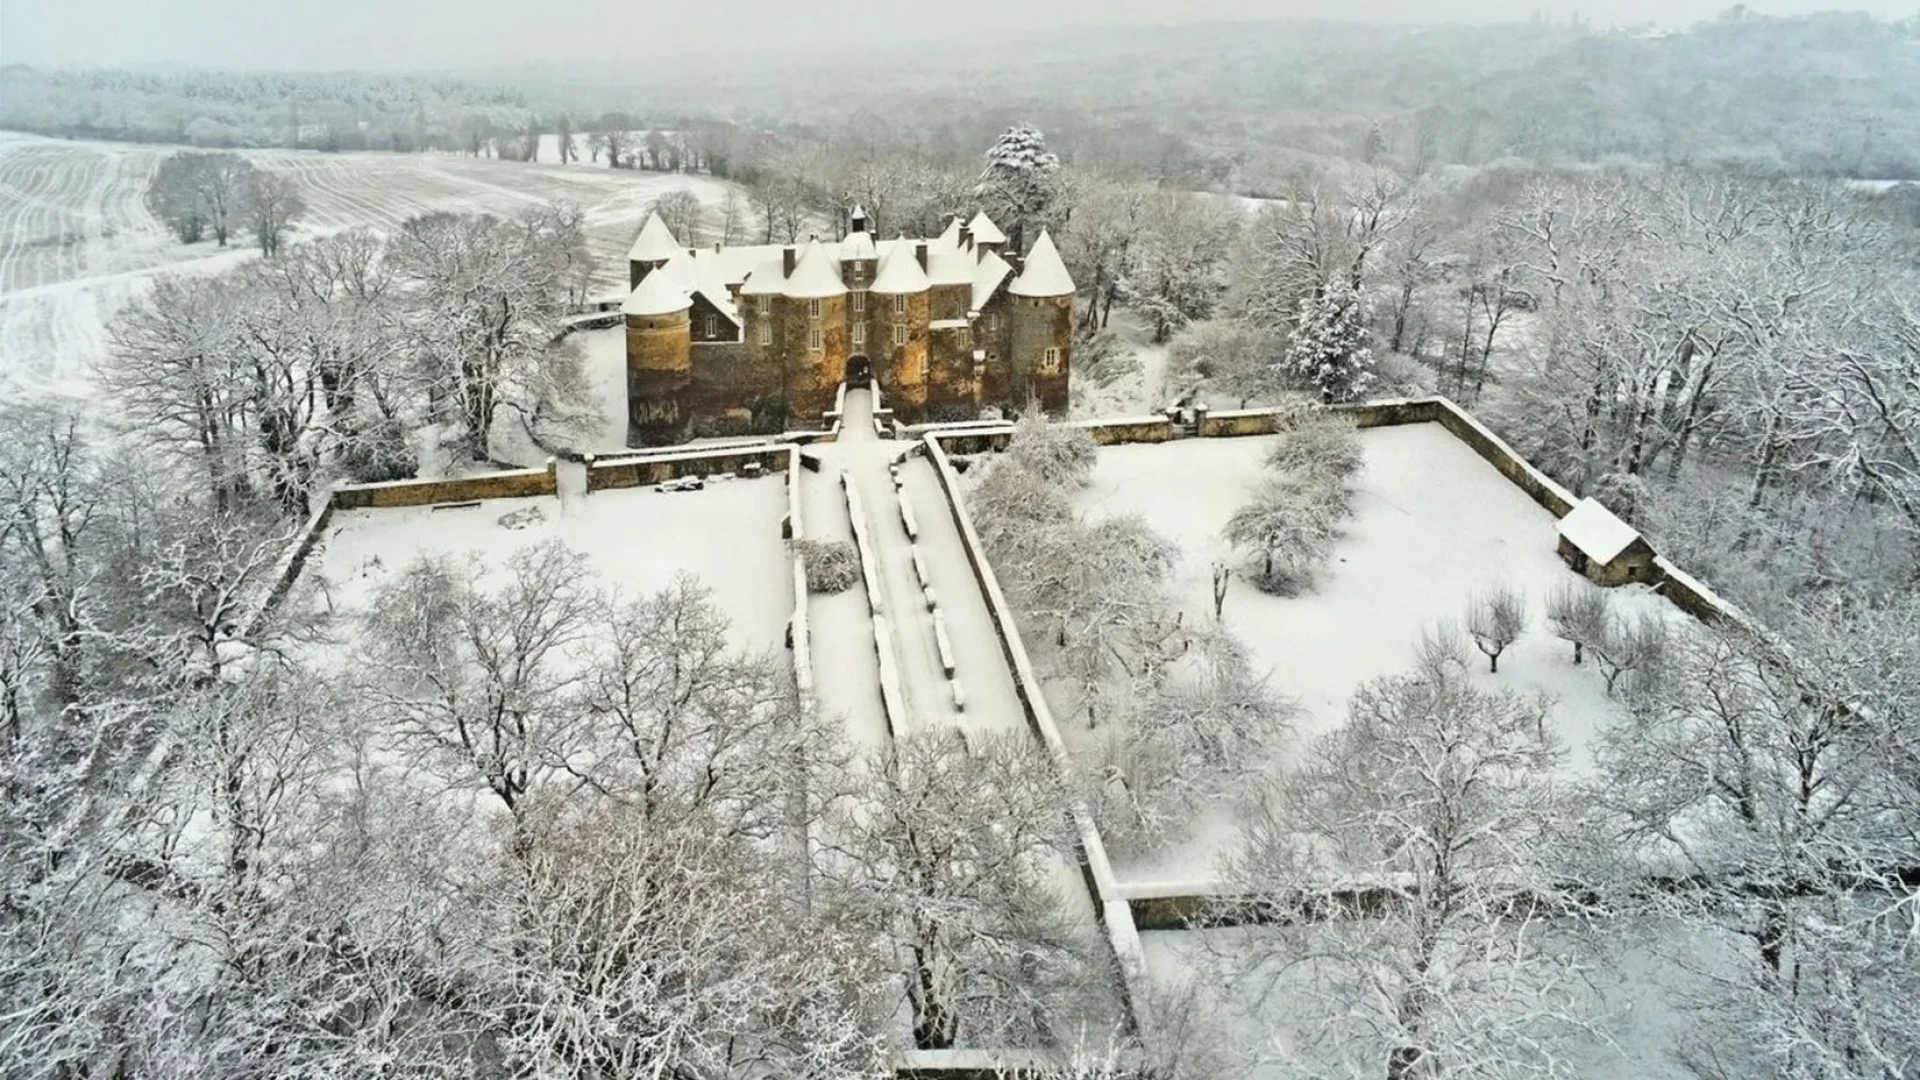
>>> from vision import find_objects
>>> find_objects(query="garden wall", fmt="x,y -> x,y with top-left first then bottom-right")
331,463 -> 558,508
586,446 -> 789,491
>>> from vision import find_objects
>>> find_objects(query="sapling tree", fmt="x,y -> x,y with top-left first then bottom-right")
1464,585 -> 1528,673
1545,579 -> 1610,665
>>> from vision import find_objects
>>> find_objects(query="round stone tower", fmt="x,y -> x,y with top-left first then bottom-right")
1007,229 -> 1075,417
624,271 -> 693,445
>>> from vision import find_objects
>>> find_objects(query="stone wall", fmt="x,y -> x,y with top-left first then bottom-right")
585,446 -> 789,491
242,501 -> 337,639
331,464 -> 557,509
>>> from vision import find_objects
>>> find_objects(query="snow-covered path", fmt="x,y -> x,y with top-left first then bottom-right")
810,391 -> 1113,1024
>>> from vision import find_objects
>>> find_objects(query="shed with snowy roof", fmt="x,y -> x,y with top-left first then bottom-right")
1556,498 -> 1656,586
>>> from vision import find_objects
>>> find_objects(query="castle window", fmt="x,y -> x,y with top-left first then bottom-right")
988,313 -> 999,332
808,298 -> 821,318
809,326 -> 823,352
853,290 -> 866,314
759,321 -> 772,346
852,321 -> 866,346
1041,346 -> 1061,373
701,314 -> 716,338
891,294 -> 906,314
892,324 -> 907,347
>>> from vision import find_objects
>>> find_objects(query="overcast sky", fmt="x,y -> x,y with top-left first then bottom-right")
1,0 -> 1910,71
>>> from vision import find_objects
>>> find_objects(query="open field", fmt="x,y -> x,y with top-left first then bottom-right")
0,131 -> 743,399
1057,423 -> 1681,889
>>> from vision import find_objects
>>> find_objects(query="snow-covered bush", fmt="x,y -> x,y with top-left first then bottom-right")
337,415 -> 419,483
798,539 -> 860,594
1225,475 -> 1342,594
1264,408 -> 1363,505
1003,416 -> 1097,489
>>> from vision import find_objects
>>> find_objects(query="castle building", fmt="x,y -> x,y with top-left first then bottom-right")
621,206 -> 1074,444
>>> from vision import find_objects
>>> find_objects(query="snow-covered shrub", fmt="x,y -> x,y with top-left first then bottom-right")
1225,475 -> 1341,594
798,539 -> 860,594
1264,409 -> 1363,505
338,416 -> 418,484
1003,416 -> 1097,489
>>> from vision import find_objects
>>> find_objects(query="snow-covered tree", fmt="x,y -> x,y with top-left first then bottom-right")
1225,659 -> 1592,1080
974,123 -> 1062,250
825,731 -> 1110,1051
1280,278 -> 1375,404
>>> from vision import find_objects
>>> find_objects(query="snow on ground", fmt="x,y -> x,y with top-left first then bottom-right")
1138,920 -> 1732,1080
798,451 -> 891,750
0,131 -> 748,405
304,475 -> 790,653
1066,423 -> 1682,888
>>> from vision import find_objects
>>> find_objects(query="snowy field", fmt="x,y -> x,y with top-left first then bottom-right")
304,476 -> 791,654
0,131 -> 742,399
1062,423 -> 1682,888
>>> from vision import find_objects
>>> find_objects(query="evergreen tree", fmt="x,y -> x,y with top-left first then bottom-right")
1281,279 -> 1375,403
973,123 -> 1061,249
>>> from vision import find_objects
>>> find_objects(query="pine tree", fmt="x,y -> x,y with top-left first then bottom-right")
1281,278 -> 1376,403
973,124 -> 1061,248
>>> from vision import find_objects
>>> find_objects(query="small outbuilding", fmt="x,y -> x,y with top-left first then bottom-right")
1556,497 -> 1657,587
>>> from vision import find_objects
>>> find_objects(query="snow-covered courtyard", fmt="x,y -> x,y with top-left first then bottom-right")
305,473 -> 791,652
1055,423 -> 1683,889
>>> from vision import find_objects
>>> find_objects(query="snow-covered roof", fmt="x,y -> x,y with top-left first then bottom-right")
966,211 -> 1007,245
840,231 -> 878,262
1008,230 -> 1074,297
1558,498 -> 1643,564
871,242 -> 930,294
929,318 -> 970,330
972,249 -> 1013,311
739,252 -> 787,296
783,240 -> 846,299
936,217 -> 962,250
628,211 -> 681,263
622,269 -> 692,317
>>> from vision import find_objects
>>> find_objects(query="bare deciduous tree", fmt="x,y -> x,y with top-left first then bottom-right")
1464,585 -> 1528,673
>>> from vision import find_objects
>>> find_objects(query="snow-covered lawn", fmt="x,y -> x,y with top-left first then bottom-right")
1064,423 -> 1684,888
304,476 -> 792,653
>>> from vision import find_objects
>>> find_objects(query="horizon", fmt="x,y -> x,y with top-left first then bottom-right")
3,1 -> 1913,73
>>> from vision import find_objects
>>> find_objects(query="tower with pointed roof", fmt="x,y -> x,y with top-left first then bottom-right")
618,205 -> 1073,444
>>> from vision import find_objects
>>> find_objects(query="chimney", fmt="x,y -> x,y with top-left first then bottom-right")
714,242 -> 722,253
782,246 -> 796,278
915,241 -> 929,272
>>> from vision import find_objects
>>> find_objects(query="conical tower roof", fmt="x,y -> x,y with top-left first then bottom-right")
627,211 -> 681,263
782,239 -> 847,299
622,269 -> 692,317
1009,229 -> 1074,297
966,211 -> 1007,245
870,239 -> 930,294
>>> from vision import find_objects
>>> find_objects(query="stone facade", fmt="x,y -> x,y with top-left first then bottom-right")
620,209 -> 1074,444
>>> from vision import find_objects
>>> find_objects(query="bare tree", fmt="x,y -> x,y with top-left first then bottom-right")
1224,476 -> 1341,594
1464,585 -> 1528,673
1544,580 -> 1609,665
654,189 -> 705,246
245,170 -> 305,257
